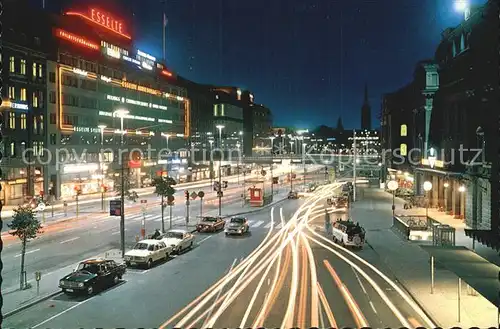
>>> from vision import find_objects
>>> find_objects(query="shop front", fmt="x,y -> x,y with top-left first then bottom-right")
414,159 -> 466,219
60,163 -> 111,199
0,167 -> 45,206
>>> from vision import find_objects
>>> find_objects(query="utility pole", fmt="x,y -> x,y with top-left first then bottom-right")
353,129 -> 357,202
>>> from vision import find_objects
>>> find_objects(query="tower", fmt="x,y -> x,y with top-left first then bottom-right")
361,84 -> 371,130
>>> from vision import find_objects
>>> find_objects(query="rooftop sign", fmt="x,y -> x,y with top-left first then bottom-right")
66,8 -> 131,40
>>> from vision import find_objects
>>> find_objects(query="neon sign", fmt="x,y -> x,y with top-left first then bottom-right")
11,102 -> 29,110
65,8 -> 131,40
123,55 -> 140,66
137,50 -> 156,62
141,62 -> 153,70
161,70 -> 173,77
73,68 -> 88,76
121,81 -> 162,97
106,48 -> 121,59
55,29 -> 99,50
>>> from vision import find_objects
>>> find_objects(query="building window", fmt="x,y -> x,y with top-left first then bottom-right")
460,34 -> 465,52
20,59 -> 26,75
400,143 -> 407,156
9,112 -> 16,129
49,72 -> 56,83
50,134 -> 57,145
9,56 -> 15,72
38,64 -> 43,78
33,116 -> 37,134
20,113 -> 27,129
400,124 -> 407,137
49,91 -> 56,104
34,37 -> 41,46
50,113 -> 56,124
10,142 -> 16,157
33,92 -> 39,108
20,88 -> 27,101
32,63 -> 37,78
8,86 -> 15,99
39,115 -> 44,134
452,41 -> 456,57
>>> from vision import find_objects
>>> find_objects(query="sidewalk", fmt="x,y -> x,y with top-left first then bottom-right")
3,249 -> 123,317
354,188 -> 498,328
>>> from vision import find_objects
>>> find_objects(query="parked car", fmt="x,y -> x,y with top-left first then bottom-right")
196,216 -> 226,233
225,217 -> 249,236
288,191 -> 299,199
124,239 -> 173,268
156,229 -> 195,253
331,220 -> 366,249
59,258 -> 126,296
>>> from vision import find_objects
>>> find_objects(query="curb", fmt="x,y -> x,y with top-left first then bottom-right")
365,239 -> 441,328
4,290 -> 61,318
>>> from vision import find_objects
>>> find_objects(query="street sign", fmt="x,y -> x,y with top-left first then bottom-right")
217,191 -> 223,197
35,271 -> 41,281
141,200 -> 147,204
198,191 -> 205,199
38,202 -> 46,211
167,195 -> 175,202
110,200 -> 122,216
191,192 -> 197,200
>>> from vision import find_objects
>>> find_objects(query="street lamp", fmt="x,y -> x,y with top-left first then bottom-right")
444,182 -> 450,188
113,109 -> 129,258
215,125 -> 224,216
208,139 -> 214,186
458,185 -> 465,193
387,180 -> 398,218
423,181 -> 433,219
98,124 -> 107,211
302,142 -> 307,189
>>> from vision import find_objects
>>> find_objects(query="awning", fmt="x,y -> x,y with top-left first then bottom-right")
465,229 -> 500,251
421,245 -> 500,306
414,167 -> 463,177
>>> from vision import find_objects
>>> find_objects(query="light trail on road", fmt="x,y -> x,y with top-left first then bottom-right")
160,182 -> 435,328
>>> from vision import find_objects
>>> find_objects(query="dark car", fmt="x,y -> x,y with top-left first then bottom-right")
59,259 -> 126,295
225,217 -> 249,235
196,216 -> 225,232
288,191 -> 299,199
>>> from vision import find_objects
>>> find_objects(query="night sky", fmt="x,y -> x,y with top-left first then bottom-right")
39,0 -> 485,129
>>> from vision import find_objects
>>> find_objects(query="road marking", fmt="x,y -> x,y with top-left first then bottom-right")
204,258 -> 238,324
352,266 -> 368,295
264,222 -> 272,229
14,248 -> 40,258
369,301 -> 378,314
60,237 -> 80,244
253,220 -> 264,228
275,223 -> 283,230
32,296 -> 94,328
198,236 -> 212,244
111,229 -> 128,235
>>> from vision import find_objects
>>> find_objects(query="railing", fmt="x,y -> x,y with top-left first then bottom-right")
393,215 -> 441,240
393,216 -> 410,239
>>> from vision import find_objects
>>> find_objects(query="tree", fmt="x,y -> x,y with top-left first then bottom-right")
112,169 -> 137,201
8,205 -> 43,289
152,176 -> 177,232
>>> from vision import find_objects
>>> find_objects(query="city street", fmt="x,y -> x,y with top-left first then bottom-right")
3,183 -> 435,328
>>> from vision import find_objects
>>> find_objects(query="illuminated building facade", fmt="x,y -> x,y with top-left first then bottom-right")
43,5 -> 189,199
1,1 -> 49,205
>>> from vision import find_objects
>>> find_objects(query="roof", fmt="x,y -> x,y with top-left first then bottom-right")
166,228 -> 188,233
82,258 -> 107,264
421,245 -> 500,306
137,239 -> 160,244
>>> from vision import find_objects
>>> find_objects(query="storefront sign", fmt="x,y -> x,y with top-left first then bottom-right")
158,119 -> 173,124
73,68 -> 88,76
63,163 -> 99,174
421,158 -> 444,168
143,161 -> 156,167
73,126 -> 101,133
141,62 -> 153,70
11,102 -> 28,110
106,47 -> 121,59
66,8 -> 131,40
129,160 -> 142,168
121,81 -> 162,97
55,28 -> 99,51
100,75 -> 112,82
8,178 -> 28,185
137,50 -> 156,62
123,55 -> 141,66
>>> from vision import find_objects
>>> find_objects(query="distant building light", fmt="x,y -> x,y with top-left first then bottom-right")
137,50 -> 156,62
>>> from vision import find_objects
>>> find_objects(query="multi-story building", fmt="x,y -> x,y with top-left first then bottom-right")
427,0 -> 499,248
252,103 -> 272,150
43,5 -> 189,199
1,0 -> 49,205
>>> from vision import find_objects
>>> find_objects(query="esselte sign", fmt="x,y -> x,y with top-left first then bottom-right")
65,8 -> 131,40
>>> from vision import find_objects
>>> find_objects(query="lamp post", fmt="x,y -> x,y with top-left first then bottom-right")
236,142 -> 241,185
423,181 -> 433,219
302,142 -> 307,190
114,109 -> 129,258
209,139 -> 214,186
289,141 -> 294,192
216,125 -> 224,216
387,180 -> 398,218
270,136 -> 275,195
454,0 -> 470,20
98,124 -> 107,211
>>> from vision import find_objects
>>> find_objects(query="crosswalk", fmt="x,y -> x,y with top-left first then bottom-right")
123,212 -> 284,230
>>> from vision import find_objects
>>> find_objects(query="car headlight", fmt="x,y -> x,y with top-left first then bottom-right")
78,282 -> 84,288
59,280 -> 65,286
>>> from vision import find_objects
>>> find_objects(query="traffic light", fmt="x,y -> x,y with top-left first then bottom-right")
185,190 -> 189,200
292,173 -> 297,179
272,177 -> 279,184
223,181 -> 228,188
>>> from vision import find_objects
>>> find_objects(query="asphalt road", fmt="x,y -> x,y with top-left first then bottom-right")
3,182 -> 436,328
2,199 -> 301,329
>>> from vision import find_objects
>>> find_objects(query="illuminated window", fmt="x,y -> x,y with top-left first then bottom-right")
8,86 -> 15,99
9,112 -> 16,129
33,116 -> 37,134
20,88 -> 27,101
32,63 -> 37,78
33,92 -> 39,108
9,56 -> 15,72
400,143 -> 407,156
38,64 -> 43,78
10,142 -> 16,157
20,59 -> 26,75
400,124 -> 407,136
20,113 -> 27,130
39,115 -> 44,134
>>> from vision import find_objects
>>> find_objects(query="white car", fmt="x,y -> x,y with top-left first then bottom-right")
156,229 -> 195,254
124,239 -> 173,268
331,220 -> 366,249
